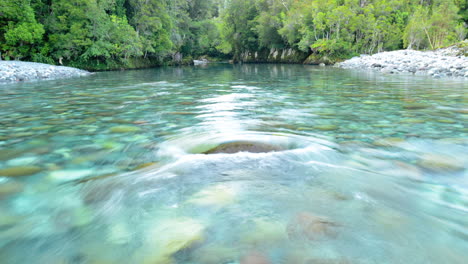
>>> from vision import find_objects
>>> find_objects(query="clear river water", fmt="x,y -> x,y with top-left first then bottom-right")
0,64 -> 467,264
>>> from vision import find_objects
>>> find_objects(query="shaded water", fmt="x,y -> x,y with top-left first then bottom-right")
0,64 -> 467,263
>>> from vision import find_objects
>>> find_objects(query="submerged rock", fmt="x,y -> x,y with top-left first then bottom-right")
48,169 -> 94,182
0,179 -> 24,197
0,149 -> 24,161
240,251 -> 271,264
417,154 -> 465,172
0,165 -> 42,177
186,184 -> 238,207
203,141 -> 283,154
403,103 -> 430,110
137,217 -> 205,264
241,218 -> 288,247
287,212 -> 338,241
109,125 -> 141,133
108,222 -> 131,245
373,137 -> 405,147
192,244 -> 238,264
313,125 -> 338,131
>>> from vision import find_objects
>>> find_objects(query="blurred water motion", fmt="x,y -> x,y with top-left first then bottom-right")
0,64 -> 467,263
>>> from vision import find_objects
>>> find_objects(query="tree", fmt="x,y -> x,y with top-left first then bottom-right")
0,0 -> 44,60
127,0 -> 172,58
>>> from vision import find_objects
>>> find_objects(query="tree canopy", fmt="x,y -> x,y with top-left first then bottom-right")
0,0 -> 466,69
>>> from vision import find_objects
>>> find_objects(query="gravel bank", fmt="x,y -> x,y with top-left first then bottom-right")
0,61 -> 90,83
338,45 -> 468,78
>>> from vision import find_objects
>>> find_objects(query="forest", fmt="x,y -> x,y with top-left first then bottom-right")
0,0 -> 466,70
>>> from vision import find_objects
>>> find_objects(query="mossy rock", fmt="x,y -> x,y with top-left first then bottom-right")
0,166 -> 43,177
203,141 -> 283,154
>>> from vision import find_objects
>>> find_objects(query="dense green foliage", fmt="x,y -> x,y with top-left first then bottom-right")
219,0 -> 467,62
0,0 -> 466,69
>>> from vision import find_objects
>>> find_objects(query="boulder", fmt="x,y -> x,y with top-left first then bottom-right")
203,141 -> 283,154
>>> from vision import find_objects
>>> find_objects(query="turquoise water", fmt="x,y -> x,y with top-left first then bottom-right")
0,64 -> 467,263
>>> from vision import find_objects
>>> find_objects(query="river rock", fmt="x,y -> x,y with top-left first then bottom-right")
241,218 -> 288,247
314,125 -> 338,131
386,161 -> 423,180
240,251 -> 271,264
403,103 -> 430,110
108,222 -> 131,245
132,162 -> 158,171
203,141 -> 283,154
186,184 -> 238,207
48,169 -> 94,182
373,137 -> 405,147
338,43 -> 468,79
138,217 -> 205,264
0,61 -> 90,83
286,212 -> 338,241
305,258 -> 352,264
0,165 -> 42,177
6,156 -> 39,166
0,179 -> 24,197
109,125 -> 141,133
417,154 -> 465,172
0,149 -> 24,161
192,244 -> 237,264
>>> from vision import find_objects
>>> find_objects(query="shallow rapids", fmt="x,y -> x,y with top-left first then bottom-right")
0,64 -> 467,263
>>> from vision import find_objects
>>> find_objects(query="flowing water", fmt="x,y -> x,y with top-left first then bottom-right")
0,64 -> 467,264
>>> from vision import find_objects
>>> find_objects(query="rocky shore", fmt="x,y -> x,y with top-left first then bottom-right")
0,61 -> 90,83
338,44 -> 468,78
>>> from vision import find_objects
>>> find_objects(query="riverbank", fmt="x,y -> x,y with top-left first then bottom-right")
338,43 -> 468,78
0,61 -> 91,83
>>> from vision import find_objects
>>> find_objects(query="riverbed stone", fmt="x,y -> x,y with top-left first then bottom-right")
417,154 -> 465,172
186,184 -> 238,207
314,125 -> 338,131
109,125 -> 141,133
131,162 -> 158,171
108,222 -> 131,245
0,165 -> 42,177
203,141 -> 283,154
403,103 -> 429,110
0,179 -> 24,197
192,244 -> 237,264
138,217 -> 205,264
241,218 -> 288,247
436,119 -> 456,124
240,251 -> 271,264
48,169 -> 94,182
0,149 -> 24,161
6,156 -> 39,166
373,137 -> 405,147
287,212 -> 338,241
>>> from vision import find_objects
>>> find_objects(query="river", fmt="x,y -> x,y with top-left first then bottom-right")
0,64 -> 467,263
